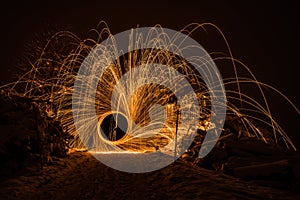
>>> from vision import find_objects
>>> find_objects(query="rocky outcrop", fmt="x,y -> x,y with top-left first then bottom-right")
180,116 -> 300,191
0,90 -> 68,180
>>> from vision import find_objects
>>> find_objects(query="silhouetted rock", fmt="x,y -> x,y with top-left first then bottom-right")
0,90 -> 67,180
179,115 -> 299,191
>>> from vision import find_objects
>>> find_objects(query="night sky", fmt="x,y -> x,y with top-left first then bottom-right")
0,1 -> 299,147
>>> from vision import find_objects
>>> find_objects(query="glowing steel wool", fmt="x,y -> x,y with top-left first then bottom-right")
71,26 -> 228,172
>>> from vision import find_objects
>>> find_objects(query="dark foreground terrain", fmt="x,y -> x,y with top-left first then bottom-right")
0,151 -> 299,200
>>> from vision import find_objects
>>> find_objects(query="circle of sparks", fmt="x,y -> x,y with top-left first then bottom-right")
72,27 -> 227,173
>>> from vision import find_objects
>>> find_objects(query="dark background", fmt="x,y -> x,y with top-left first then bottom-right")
0,0 -> 299,147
